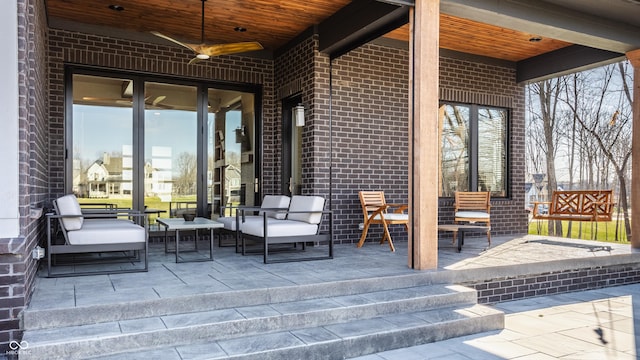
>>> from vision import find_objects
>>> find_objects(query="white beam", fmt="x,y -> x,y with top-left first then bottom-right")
0,0 -> 20,238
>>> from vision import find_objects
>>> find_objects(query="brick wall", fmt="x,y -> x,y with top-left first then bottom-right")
324,46 -> 528,244
438,55 -> 528,236
328,43 -> 410,243
0,0 -> 49,352
273,34 -> 318,196
46,28 -> 275,201
463,264 -> 640,304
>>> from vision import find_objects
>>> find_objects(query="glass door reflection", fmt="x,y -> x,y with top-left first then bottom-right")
144,82 -> 198,220
208,89 -> 256,217
71,74 -> 134,210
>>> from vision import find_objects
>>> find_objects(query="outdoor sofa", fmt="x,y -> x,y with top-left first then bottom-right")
238,195 -> 333,263
46,194 -> 148,277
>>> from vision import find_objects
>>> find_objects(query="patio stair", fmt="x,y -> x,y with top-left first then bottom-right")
20,280 -> 503,359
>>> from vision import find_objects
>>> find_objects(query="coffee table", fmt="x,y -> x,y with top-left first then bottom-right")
156,217 -> 223,263
438,224 -> 491,252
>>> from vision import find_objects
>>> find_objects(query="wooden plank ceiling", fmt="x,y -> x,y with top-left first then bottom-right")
46,0 -> 572,62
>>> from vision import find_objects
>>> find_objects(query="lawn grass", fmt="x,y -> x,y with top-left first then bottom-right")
79,196 -> 196,223
528,219 -> 629,243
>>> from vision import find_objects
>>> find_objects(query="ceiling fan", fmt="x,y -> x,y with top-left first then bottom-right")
151,0 -> 263,64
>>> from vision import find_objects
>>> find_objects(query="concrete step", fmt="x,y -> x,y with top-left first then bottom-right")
23,273 -> 448,330
86,305 -> 503,360
20,284 -> 503,359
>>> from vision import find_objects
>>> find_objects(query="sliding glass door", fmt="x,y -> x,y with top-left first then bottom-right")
67,69 -> 260,221
208,90 -> 256,217
144,82 -> 198,217
71,74 -> 135,208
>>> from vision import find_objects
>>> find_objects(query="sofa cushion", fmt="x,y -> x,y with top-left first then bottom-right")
67,219 -> 145,245
241,219 -> 318,238
260,195 -> 291,220
55,194 -> 84,231
287,196 -> 325,224
220,215 -> 263,231
218,216 -> 238,231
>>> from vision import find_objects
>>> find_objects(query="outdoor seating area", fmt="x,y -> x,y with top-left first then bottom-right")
44,193 -> 333,276
46,194 -> 149,277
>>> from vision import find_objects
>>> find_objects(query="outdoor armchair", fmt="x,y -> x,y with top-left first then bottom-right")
357,191 -> 409,252
453,191 -> 491,245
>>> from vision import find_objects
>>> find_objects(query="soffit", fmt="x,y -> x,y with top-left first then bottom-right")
46,0 -> 638,63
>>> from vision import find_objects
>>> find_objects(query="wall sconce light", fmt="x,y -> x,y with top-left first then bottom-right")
293,104 -> 305,127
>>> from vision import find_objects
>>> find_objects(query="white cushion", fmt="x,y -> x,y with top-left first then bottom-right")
260,195 -> 291,220
372,213 -> 409,221
220,215 -> 262,231
67,220 -> 145,245
241,219 -> 318,238
218,216 -> 237,231
55,194 -> 84,231
455,211 -> 490,219
83,219 -> 135,226
237,216 -> 270,231
287,196 -> 325,224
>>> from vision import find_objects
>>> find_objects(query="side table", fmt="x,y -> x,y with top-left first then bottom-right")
156,217 -> 223,262
438,224 -> 491,252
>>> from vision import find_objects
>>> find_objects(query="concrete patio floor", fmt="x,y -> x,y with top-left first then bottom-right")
31,233 -> 635,311
22,233 -> 640,359
355,282 -> 640,359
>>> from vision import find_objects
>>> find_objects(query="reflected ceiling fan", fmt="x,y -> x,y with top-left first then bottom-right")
81,80 -> 174,109
151,0 -> 263,64
81,95 -> 173,109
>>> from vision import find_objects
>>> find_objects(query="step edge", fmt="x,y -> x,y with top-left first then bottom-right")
23,291 -> 477,346
22,303 -> 500,359
23,282 -> 474,330
76,309 -> 504,360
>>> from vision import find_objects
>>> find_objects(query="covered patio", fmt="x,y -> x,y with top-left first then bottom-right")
3,0 -> 640,355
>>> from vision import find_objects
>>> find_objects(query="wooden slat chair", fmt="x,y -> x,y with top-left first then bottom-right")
357,191 -> 409,252
454,191 -> 491,245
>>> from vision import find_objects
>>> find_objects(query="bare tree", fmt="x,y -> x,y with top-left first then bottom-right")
561,63 -> 633,240
529,79 -> 565,235
525,95 -> 546,175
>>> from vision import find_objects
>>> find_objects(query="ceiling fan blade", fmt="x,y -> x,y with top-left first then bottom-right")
188,56 -> 203,65
81,96 -> 132,104
82,96 -> 112,101
152,95 -> 166,106
151,31 -> 197,53
195,42 -> 264,57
